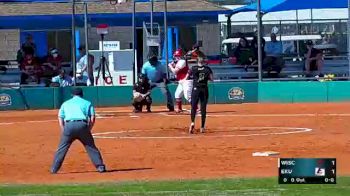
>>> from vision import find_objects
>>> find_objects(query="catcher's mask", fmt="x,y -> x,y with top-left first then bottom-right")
138,74 -> 149,84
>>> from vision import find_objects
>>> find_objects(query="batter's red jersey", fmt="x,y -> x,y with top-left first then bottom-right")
175,59 -> 189,81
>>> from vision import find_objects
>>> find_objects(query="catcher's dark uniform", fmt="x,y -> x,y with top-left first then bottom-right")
188,65 -> 213,128
132,77 -> 152,112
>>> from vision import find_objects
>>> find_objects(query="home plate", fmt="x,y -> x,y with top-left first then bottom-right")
252,151 -> 280,157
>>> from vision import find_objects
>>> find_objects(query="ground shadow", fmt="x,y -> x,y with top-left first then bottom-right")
59,167 -> 153,174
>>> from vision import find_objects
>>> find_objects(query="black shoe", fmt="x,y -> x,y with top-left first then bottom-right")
133,109 -> 141,113
97,165 -> 106,173
168,107 -> 175,112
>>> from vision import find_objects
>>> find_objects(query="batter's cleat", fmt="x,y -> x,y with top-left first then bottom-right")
189,123 -> 195,134
175,109 -> 184,113
97,165 -> 106,173
200,127 -> 206,133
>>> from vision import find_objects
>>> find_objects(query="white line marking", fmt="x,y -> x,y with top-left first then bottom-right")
92,127 -> 312,139
157,113 -> 350,117
0,119 -> 57,125
1,113 -> 349,126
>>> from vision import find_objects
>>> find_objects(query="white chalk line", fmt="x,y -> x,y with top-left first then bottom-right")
1,112 -> 350,125
157,113 -> 350,117
92,127 -> 312,139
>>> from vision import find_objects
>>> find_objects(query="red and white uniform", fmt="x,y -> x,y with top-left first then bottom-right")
170,59 -> 193,103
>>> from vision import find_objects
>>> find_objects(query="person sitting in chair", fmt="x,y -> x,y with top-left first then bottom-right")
263,33 -> 284,76
51,69 -> 73,87
233,37 -> 254,66
20,54 -> 42,84
46,48 -> 63,76
132,74 -> 152,113
305,40 -> 323,76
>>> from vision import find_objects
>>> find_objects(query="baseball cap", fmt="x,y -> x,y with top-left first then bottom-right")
71,88 -> 83,96
306,40 -> 314,46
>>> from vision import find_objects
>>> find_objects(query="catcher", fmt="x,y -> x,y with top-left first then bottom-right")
132,74 -> 152,113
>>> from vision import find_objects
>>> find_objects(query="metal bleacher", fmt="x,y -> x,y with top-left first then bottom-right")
210,57 -> 349,81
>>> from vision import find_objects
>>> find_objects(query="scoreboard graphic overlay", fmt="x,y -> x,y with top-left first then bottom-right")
278,158 -> 336,184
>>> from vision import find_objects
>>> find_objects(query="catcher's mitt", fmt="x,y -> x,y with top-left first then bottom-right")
133,92 -> 144,102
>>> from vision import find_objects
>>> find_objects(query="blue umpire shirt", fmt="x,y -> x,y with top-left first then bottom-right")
58,96 -> 95,121
265,41 -> 283,57
141,61 -> 166,83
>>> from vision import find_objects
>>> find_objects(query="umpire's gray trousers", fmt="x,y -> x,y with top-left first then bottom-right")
51,121 -> 104,173
152,82 -> 174,110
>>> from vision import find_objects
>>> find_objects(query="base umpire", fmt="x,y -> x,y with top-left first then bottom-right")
51,88 -> 106,173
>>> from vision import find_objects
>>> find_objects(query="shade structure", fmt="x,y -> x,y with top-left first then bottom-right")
231,0 -> 348,14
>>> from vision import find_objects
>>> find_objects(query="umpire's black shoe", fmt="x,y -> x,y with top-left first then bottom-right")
97,165 -> 106,173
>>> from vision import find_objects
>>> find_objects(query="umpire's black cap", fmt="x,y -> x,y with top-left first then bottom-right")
72,88 -> 83,97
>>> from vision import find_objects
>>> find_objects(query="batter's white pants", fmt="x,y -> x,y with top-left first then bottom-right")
175,79 -> 193,103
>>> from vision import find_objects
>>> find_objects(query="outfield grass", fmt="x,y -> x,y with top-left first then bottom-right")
1,177 -> 350,195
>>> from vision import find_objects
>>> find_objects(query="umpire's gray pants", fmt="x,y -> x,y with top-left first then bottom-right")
152,82 -> 174,110
51,121 -> 104,173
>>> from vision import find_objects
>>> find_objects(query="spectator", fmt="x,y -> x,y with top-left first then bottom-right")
248,36 -> 266,71
46,48 -> 63,76
51,69 -> 73,87
233,37 -> 254,66
20,54 -> 42,84
263,33 -> 284,76
76,45 -> 94,86
141,55 -> 174,112
21,34 -> 36,56
305,40 -> 323,76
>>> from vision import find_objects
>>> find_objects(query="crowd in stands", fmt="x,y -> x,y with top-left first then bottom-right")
16,34 -> 95,87
230,33 -> 324,77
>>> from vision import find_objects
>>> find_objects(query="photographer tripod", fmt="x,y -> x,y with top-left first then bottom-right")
95,34 -> 113,85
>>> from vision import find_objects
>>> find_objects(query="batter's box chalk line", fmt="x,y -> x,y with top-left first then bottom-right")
92,127 -> 312,140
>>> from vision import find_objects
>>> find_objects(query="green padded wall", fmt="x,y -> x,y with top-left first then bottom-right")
327,81 -> 350,102
258,82 -> 328,103
2,81 -> 350,111
212,82 -> 258,104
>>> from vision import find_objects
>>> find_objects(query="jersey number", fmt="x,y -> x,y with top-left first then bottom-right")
198,73 -> 205,82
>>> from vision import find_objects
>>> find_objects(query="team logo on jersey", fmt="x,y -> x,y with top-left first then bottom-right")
0,93 -> 11,106
228,87 -> 245,100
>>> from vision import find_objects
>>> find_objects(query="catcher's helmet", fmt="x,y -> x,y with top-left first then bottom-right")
138,74 -> 148,83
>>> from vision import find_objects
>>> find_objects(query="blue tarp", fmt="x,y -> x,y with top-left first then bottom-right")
231,0 -> 348,14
